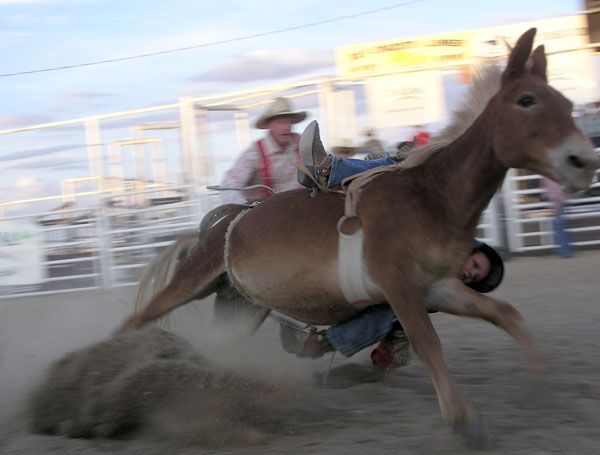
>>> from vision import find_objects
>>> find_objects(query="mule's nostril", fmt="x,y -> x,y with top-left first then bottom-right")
567,155 -> 585,169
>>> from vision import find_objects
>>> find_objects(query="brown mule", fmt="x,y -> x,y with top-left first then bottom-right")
120,29 -> 599,446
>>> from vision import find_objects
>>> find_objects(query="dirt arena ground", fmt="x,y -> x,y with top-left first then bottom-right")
0,251 -> 598,454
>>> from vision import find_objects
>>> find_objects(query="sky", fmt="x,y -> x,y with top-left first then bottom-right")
0,0 -> 585,211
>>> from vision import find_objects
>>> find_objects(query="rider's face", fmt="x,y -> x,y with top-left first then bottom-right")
460,252 -> 491,284
267,116 -> 294,147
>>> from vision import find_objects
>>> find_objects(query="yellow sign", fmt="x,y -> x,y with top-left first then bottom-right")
336,31 -> 474,77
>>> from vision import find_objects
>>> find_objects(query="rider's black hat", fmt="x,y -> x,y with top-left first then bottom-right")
466,240 -> 505,293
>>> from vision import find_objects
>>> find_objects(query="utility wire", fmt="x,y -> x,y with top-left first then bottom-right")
0,0 -> 428,78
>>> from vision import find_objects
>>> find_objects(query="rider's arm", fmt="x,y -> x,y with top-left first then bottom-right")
219,144 -> 259,204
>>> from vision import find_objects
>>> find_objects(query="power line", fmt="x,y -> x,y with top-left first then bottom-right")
0,0 -> 428,78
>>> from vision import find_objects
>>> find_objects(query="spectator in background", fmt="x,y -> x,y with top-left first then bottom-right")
542,177 -> 573,258
361,128 -> 386,157
331,143 -> 360,159
393,140 -> 417,161
219,97 -> 307,204
413,124 -> 431,146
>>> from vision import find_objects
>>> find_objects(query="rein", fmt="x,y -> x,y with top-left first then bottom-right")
341,165 -> 399,219
206,184 -> 275,200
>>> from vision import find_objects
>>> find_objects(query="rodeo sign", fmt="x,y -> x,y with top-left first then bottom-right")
0,220 -> 45,286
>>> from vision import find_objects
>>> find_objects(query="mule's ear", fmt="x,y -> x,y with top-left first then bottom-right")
530,45 -> 547,81
502,28 -> 536,83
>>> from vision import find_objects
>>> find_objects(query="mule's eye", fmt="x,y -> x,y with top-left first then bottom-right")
517,95 -> 535,107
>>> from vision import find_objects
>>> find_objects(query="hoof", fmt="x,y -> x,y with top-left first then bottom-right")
454,416 -> 491,449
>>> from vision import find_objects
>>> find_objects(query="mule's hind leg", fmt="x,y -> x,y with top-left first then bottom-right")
118,241 -> 226,333
214,282 -> 271,337
425,278 -> 546,373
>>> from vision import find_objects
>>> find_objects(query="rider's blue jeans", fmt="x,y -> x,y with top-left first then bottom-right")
326,304 -> 398,357
318,156 -> 396,356
324,156 -> 397,355
328,156 -> 396,187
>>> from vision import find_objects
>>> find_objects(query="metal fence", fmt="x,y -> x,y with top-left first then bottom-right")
0,186 -> 221,299
0,186 -> 515,300
503,162 -> 600,252
2,166 -> 599,300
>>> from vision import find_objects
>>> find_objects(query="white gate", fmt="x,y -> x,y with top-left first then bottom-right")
477,196 -> 503,247
502,160 -> 600,253
0,186 -> 221,299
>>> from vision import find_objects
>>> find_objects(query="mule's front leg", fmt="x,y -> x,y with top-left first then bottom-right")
425,279 -> 547,374
373,271 -> 490,447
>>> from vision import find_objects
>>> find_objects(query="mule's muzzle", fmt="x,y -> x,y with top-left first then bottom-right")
567,154 -> 586,170
572,150 -> 599,190
553,136 -> 600,192
568,150 -> 599,189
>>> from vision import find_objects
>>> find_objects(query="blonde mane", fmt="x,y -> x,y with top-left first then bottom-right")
398,63 -> 502,169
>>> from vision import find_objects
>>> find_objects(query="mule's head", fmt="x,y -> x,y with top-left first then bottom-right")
491,28 -> 599,192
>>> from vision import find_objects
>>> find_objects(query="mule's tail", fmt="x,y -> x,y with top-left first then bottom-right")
132,231 -> 199,320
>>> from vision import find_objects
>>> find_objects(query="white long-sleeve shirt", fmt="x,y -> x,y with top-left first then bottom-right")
219,132 -> 303,204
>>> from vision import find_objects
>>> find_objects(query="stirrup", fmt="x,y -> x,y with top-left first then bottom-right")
297,168 -> 316,188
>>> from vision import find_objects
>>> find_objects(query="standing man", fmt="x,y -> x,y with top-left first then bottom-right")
413,124 -> 431,146
220,97 -> 308,204
542,177 -> 573,258
361,128 -> 386,157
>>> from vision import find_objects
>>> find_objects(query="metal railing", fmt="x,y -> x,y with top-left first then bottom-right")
0,185 -> 221,299
502,156 -> 600,253
2,174 -> 599,300
0,182 -> 506,299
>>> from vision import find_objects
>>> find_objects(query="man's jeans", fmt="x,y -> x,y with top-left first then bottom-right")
328,156 -> 396,187
553,204 -> 573,258
326,304 -> 398,357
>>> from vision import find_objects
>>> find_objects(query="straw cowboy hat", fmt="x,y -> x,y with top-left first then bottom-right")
331,138 -> 362,157
254,97 -> 308,129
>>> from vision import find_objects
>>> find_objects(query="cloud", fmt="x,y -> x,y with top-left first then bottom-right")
99,110 -> 179,131
0,143 -> 85,162
56,92 -> 116,114
61,91 -> 115,100
0,176 -> 60,212
0,113 -> 56,129
188,48 -> 334,83
11,176 -> 45,196
14,175 -> 36,188
0,0 -> 75,5
0,29 -> 34,38
5,157 -> 86,170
